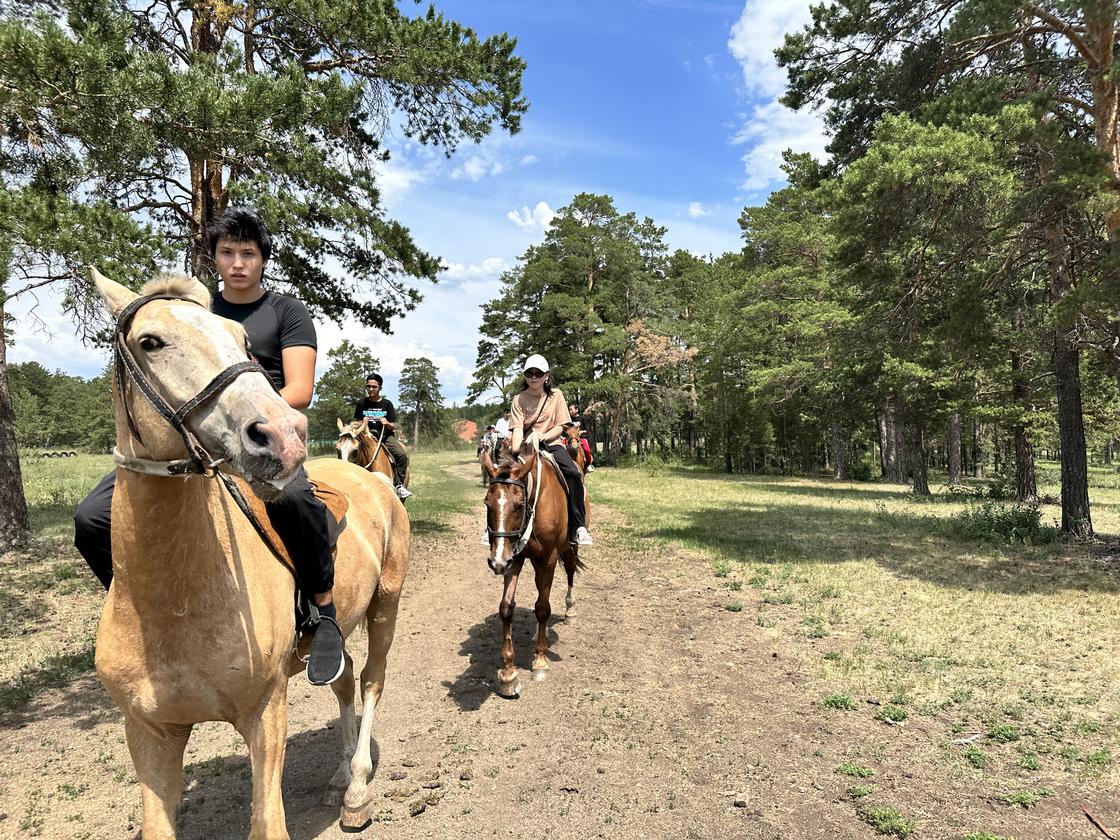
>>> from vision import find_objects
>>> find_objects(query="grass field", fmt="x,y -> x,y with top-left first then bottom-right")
590,459 -> 1120,794
6,450 -> 1120,802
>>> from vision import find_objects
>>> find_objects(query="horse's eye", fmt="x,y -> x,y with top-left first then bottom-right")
138,335 -> 164,352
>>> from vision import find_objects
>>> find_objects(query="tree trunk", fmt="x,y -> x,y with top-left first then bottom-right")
1011,347 -> 1038,503
0,292 -> 31,551
947,412 -> 962,485
830,422 -> 847,480
1052,330 -> 1093,537
877,411 -> 889,477
413,409 -> 420,452
907,421 -> 931,496
971,418 -> 984,478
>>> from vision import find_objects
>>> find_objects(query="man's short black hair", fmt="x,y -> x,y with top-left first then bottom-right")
208,209 -> 272,261
503,408 -> 511,415
366,373 -> 384,386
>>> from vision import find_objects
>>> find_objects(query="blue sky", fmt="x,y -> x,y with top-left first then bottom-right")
8,0 -> 826,406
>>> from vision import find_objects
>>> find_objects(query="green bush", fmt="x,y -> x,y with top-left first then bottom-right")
848,455 -> 876,482
950,500 -> 1059,545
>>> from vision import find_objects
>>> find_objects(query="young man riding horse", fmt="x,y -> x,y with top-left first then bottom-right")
510,354 -> 593,546
74,209 -> 347,686
352,372 -> 411,499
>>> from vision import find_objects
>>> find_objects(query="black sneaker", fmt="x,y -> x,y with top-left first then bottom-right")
307,615 -> 345,686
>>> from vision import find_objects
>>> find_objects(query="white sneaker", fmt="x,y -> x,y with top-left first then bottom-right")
395,485 -> 412,499
575,526 -> 593,546
587,464 -> 595,472
480,529 -> 490,546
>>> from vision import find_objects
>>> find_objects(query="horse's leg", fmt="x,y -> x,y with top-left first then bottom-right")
125,717 -> 191,840
562,546 -> 579,621
497,561 -> 523,698
321,651 -> 357,807
239,682 -> 290,840
531,554 -> 557,680
341,523 -> 408,829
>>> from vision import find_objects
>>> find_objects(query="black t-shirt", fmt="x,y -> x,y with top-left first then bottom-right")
354,397 -> 397,436
210,290 -> 317,391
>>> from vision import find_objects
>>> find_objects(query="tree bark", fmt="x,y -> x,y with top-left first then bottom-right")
1052,330 -> 1093,536
0,291 -> 31,551
947,412 -> 962,485
1011,346 -> 1038,503
413,409 -> 420,453
971,418 -> 984,478
907,420 -> 930,496
830,422 -> 847,480
877,411 -> 889,477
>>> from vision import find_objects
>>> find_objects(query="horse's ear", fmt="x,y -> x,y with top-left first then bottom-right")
90,266 -> 139,318
337,417 -> 346,433
180,276 -> 210,309
481,447 -> 498,478
513,445 -> 536,477
358,418 -> 369,434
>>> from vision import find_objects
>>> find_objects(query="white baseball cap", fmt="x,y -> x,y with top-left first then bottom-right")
523,353 -> 550,373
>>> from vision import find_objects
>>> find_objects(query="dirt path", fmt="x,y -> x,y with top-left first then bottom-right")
1,460 -> 1115,839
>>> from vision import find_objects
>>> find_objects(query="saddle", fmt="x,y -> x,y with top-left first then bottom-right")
231,476 -> 350,569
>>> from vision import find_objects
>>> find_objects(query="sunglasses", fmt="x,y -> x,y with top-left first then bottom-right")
524,370 -> 546,379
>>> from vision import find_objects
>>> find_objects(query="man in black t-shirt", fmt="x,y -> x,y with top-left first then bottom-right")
75,210 -> 347,687
353,374 -> 412,498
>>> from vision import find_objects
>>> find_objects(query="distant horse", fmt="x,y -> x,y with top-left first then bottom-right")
564,428 -> 589,476
336,418 -> 393,482
90,268 -> 410,838
480,439 -> 585,698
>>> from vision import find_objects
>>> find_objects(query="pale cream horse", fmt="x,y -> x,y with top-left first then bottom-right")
91,269 -> 409,839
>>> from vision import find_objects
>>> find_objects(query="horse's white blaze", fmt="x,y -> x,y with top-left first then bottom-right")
338,438 -> 357,462
495,493 -> 510,558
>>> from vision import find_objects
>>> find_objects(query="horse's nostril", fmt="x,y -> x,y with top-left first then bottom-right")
245,421 -> 271,449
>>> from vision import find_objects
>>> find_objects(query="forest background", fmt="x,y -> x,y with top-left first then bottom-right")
6,0 -> 1120,550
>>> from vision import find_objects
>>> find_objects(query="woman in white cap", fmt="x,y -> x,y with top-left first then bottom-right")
509,354 -> 593,546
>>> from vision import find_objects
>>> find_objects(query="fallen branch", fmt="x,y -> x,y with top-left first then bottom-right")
1083,803 -> 1118,840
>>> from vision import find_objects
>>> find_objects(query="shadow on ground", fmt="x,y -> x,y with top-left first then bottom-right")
176,726 -> 380,840
444,607 -> 564,712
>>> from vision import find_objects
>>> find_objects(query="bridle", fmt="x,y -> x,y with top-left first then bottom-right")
110,291 -> 298,587
112,293 -> 268,476
485,452 -> 543,557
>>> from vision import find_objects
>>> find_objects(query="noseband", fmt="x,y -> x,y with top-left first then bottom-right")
113,293 -> 268,476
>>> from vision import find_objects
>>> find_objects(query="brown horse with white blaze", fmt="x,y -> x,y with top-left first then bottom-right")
480,440 -> 584,698
89,268 -> 409,839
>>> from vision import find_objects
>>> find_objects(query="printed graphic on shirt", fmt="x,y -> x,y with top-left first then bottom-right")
362,409 -> 388,423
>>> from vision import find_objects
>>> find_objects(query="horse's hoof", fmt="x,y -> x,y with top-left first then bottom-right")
496,679 -> 522,699
321,784 -> 347,808
340,797 -> 374,831
532,668 -> 547,682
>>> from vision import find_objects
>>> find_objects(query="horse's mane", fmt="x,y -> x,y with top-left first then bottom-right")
140,274 -> 209,307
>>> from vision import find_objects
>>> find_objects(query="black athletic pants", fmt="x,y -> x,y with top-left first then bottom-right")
74,468 -> 335,593
544,443 -> 587,532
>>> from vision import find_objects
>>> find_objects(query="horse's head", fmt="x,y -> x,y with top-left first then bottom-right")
93,267 -> 307,499
335,418 -> 370,464
481,446 -> 536,575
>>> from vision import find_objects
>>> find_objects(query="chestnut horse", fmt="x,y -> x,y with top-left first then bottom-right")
90,269 -> 409,839
336,418 -> 393,481
480,438 -> 585,698
564,428 -> 589,476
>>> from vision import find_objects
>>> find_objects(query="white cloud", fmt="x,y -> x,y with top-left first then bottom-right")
373,156 -> 426,206
451,154 -> 506,182
519,154 -> 539,166
441,257 -> 510,284
732,99 -> 829,192
727,1 -> 829,194
687,201 -> 710,219
506,201 -> 556,232
6,286 -> 110,378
